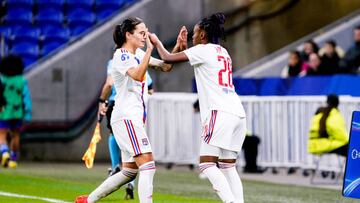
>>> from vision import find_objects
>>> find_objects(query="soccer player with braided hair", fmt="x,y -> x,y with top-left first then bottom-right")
150,13 -> 247,203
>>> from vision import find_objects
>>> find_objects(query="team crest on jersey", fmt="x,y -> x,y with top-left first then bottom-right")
142,138 -> 149,146
121,54 -> 130,61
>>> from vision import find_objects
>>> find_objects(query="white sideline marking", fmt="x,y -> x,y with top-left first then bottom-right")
0,191 -> 71,203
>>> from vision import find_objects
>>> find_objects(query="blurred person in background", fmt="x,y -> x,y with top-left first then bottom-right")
281,50 -> 308,77
150,12 -> 247,203
308,94 -> 348,157
300,39 -> 319,62
318,40 -> 341,75
340,26 -> 360,74
0,55 -> 32,169
301,53 -> 323,76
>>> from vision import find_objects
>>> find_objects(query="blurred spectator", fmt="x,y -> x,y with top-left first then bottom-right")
0,55 -> 32,169
319,40 -> 345,58
300,39 -> 319,62
339,26 -> 360,74
301,53 -> 323,76
281,51 -> 308,77
308,94 -> 348,157
318,40 -> 341,75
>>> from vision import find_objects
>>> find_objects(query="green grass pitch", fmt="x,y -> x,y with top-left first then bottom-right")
0,163 -> 357,203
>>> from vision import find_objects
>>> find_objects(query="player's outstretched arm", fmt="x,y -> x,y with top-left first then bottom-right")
149,26 -> 188,72
149,33 -> 188,63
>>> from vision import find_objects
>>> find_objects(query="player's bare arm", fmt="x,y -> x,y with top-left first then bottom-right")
98,75 -> 113,116
149,33 -> 188,63
149,26 -> 188,71
127,34 -> 154,81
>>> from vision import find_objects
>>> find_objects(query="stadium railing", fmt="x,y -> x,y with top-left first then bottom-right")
147,93 -> 360,169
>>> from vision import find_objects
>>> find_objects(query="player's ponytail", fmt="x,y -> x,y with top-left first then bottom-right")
113,17 -> 144,49
198,12 -> 226,44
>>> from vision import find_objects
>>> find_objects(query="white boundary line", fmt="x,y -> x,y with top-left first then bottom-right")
0,191 -> 71,203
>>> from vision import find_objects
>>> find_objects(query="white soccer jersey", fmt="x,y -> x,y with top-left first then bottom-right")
184,44 -> 246,123
110,48 -> 149,124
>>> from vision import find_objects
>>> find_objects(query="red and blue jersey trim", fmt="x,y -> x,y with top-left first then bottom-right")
204,110 -> 217,143
124,120 -> 142,155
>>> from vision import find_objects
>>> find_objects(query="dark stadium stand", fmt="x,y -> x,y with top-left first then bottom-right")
0,0 -> 138,69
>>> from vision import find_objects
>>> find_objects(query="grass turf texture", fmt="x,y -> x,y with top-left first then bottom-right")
0,163 -> 357,203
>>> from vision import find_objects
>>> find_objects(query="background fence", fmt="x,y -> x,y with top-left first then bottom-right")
147,93 -> 360,169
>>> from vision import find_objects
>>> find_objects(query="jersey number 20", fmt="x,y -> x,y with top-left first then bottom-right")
218,55 -> 233,88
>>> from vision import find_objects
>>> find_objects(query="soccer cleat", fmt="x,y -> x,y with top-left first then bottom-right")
8,160 -> 17,168
1,152 -> 10,168
125,183 -> 134,200
108,165 -> 121,177
75,195 -> 88,203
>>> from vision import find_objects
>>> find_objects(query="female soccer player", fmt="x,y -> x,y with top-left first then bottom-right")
150,13 -> 246,203
76,17 -> 186,203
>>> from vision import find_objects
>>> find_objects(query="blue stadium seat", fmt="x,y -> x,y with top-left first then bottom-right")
37,0 -> 64,11
10,42 -> 39,67
0,27 -> 13,47
12,27 -> 40,45
96,0 -> 125,11
7,0 -> 34,10
4,8 -> 33,27
66,0 -> 94,11
67,9 -> 96,36
36,8 -> 64,27
96,8 -> 116,21
70,25 -> 91,37
42,26 -> 70,44
42,41 -> 64,56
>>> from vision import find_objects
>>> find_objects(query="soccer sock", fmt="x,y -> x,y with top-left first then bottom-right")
219,162 -> 244,203
199,162 -> 235,203
138,161 -> 156,203
108,135 -> 121,169
10,151 -> 17,161
87,168 -> 138,203
0,144 -> 9,155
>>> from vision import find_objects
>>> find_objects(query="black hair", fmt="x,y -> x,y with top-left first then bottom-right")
113,17 -> 144,49
0,55 -> 24,76
326,94 -> 339,108
325,40 -> 336,48
305,39 -> 319,53
289,50 -> 301,58
318,94 -> 339,138
198,12 -> 226,44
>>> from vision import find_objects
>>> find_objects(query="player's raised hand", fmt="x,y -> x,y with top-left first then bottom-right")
149,33 -> 160,46
146,32 -> 154,51
177,26 -> 188,50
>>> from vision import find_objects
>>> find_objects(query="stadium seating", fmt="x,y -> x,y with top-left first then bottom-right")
7,0 -> 34,10
0,0 -> 139,68
37,0 -> 64,11
12,27 -> 40,45
10,42 -> 40,67
36,8 -> 64,27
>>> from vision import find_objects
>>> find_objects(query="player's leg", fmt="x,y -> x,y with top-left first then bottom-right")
199,142 -> 235,203
0,121 -> 10,167
134,152 -> 155,203
218,116 -> 246,203
87,152 -> 138,203
8,129 -> 20,168
219,152 -> 243,203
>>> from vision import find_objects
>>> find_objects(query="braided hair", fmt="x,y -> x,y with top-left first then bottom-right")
198,12 -> 226,44
113,17 -> 143,49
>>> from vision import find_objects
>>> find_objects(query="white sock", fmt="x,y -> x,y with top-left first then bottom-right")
138,161 -> 156,203
199,162 -> 235,203
219,162 -> 244,203
88,168 -> 138,203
